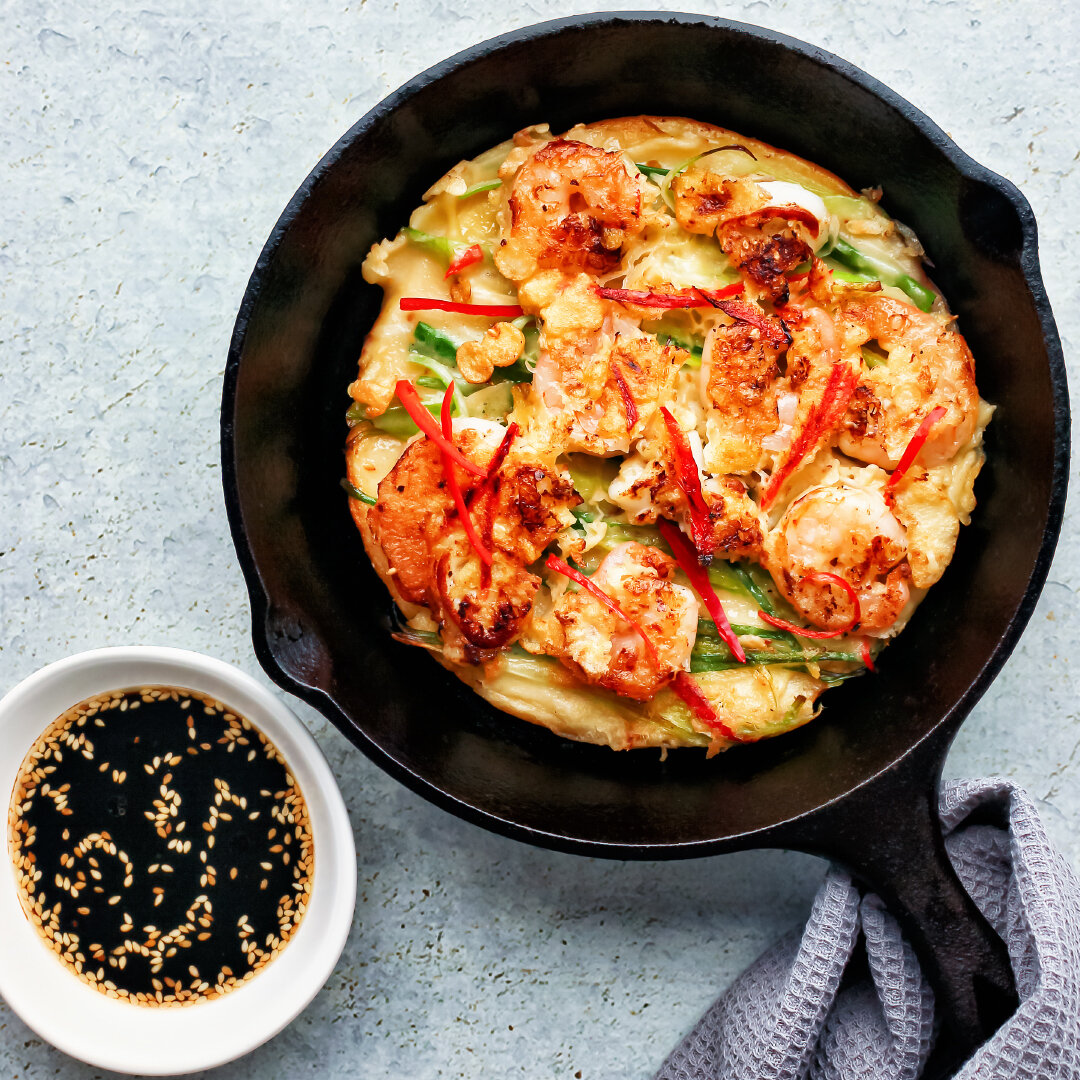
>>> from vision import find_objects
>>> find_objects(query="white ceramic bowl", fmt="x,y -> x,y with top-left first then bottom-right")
0,647 -> 357,1074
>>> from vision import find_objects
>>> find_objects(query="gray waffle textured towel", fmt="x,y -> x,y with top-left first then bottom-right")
655,778 -> 1080,1080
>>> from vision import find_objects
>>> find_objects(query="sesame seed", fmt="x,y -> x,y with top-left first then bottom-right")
9,685 -> 313,1007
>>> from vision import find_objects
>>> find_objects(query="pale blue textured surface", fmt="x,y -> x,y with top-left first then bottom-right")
1,2 -> 1077,1077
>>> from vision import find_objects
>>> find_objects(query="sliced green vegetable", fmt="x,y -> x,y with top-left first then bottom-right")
487,358 -> 531,385
349,400 -> 441,438
707,561 -> 776,613
413,320 -> 533,389
703,621 -> 790,641
690,642 -> 863,673
861,342 -> 889,369
635,162 -> 670,181
894,274 -> 936,313
520,322 -> 540,372
566,455 -> 621,504
391,625 -> 443,651
827,238 -> 936,312
401,226 -> 455,265
400,228 -> 491,274
654,333 -> 703,359
458,179 -> 502,199
406,350 -> 467,415
602,523 -> 666,550
692,615 -> 867,675
392,624 -> 566,686
777,699 -> 808,731
644,320 -> 705,369
822,260 -> 877,284
650,700 -> 713,748
822,195 -> 879,220
340,478 -> 376,505
827,237 -> 895,278
413,321 -> 459,363
818,668 -> 870,685
464,382 -> 514,419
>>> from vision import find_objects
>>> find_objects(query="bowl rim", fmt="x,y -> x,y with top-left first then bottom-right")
221,10 -> 1070,859
0,646 -> 357,1074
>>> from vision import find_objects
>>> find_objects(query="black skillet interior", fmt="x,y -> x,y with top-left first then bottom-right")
222,13 -> 1068,861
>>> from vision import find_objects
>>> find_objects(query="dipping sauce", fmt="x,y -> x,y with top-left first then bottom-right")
6,686 -> 314,1006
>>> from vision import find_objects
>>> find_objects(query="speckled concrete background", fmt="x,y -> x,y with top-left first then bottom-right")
1,1 -> 1077,1077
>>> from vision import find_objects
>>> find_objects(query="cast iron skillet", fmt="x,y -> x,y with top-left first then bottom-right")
221,12 -> 1068,1075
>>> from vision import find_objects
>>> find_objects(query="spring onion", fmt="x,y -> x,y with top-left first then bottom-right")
348,399 -> 439,437
340,478 -> 376,505
458,178 -> 502,199
407,350 -> 468,416
827,237 -> 936,312
635,163 -> 670,181
413,321 -> 459,363
401,226 -> 454,264
861,342 -> 889,369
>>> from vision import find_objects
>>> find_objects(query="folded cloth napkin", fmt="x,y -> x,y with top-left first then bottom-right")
655,778 -> 1080,1080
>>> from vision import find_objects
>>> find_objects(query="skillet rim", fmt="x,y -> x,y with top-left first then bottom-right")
220,10 -> 1070,859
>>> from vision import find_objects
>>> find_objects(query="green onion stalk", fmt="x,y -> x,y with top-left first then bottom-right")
825,238 -> 936,313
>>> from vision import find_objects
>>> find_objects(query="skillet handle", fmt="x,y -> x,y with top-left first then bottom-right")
792,736 -> 1017,1077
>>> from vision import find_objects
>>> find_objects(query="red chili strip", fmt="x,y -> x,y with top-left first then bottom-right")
728,204 -> 821,238
713,298 -> 792,346
596,283 -> 744,309
444,244 -> 483,279
483,422 -> 519,484
660,407 -> 712,557
672,672 -> 739,739
859,639 -> 875,671
465,421 -> 519,569
614,368 -> 639,432
597,287 -> 709,309
886,405 -> 948,492
439,384 -> 492,566
544,554 -> 660,665
399,297 -> 524,317
760,362 -> 860,509
758,572 -> 861,639
658,520 -> 746,663
699,281 -> 746,301
394,379 -> 487,478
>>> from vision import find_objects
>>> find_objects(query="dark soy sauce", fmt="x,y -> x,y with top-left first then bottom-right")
8,687 -> 313,1005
